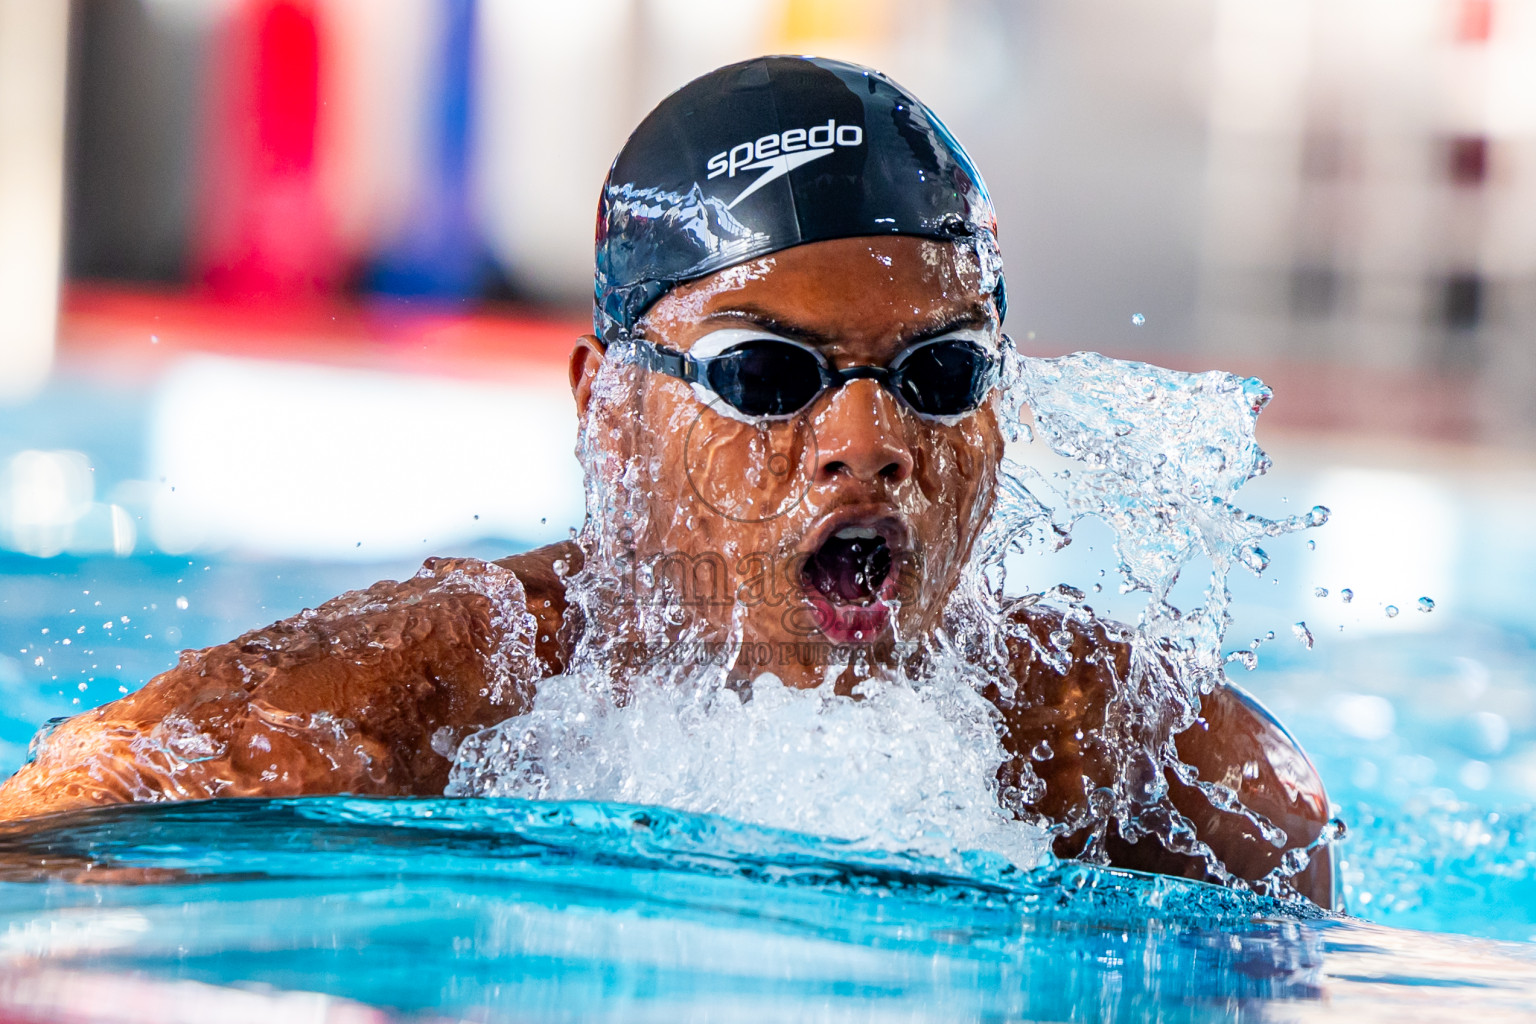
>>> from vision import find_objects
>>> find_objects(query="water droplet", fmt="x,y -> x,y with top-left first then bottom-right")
1417,596 -> 1435,613
1384,605 -> 1400,618
1291,621 -> 1314,649
1304,505 -> 1330,527
1313,587 -> 1328,598
175,596 -> 189,611
1306,539 -> 1315,551
1340,588 -> 1354,604
32,656 -> 42,667
1130,313 -> 1146,325
1053,584 -> 1087,604
1030,740 -> 1054,761
1226,650 -> 1258,671
1239,545 -> 1270,574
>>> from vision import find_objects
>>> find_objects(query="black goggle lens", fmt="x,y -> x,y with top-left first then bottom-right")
705,340 -> 826,418
682,337 -> 997,419
892,339 -> 994,417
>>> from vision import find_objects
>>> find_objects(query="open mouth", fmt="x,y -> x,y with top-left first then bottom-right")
803,528 -> 893,606
799,517 -> 905,643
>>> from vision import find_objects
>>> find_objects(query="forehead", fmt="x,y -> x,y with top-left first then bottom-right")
639,236 -> 993,349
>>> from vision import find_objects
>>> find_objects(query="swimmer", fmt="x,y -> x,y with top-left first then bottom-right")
0,57 -> 1332,906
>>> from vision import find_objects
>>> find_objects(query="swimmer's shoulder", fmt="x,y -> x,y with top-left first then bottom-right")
1172,681 -> 1332,876
491,540 -> 581,675
996,600 -> 1334,905
997,601 -> 1130,704
999,598 -> 1328,816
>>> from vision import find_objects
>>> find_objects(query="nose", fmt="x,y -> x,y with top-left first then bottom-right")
812,380 -> 915,485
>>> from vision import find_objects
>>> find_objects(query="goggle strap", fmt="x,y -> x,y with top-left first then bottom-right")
632,339 -> 698,384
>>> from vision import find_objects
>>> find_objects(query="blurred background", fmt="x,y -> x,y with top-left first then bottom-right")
1,0 -> 1534,936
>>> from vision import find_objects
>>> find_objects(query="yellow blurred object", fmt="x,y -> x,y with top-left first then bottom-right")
774,0 -> 892,58
0,0 -> 68,403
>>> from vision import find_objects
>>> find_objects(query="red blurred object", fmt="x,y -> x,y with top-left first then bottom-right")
1455,0 -> 1494,43
193,0 -> 344,303
255,2 -> 319,175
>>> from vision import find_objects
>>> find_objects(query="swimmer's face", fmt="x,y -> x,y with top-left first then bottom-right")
571,235 -> 1003,688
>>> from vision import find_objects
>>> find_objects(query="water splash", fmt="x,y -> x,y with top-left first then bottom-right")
980,352 -> 1331,892
1005,354 -> 1324,663
449,671 -> 1043,866
449,340 -> 1049,867
449,345 -> 1331,890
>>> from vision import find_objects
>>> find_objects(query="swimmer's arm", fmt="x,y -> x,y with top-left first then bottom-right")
0,546 -> 575,821
999,607 -> 1334,908
1160,681 -> 1335,908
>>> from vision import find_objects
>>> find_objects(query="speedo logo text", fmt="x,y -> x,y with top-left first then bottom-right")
705,118 -> 864,209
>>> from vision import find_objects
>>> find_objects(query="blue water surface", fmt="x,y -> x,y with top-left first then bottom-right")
3,373 -> 1536,1018
0,796 -> 1532,1023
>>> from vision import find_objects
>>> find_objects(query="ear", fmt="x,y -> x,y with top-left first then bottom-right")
569,334 -> 607,421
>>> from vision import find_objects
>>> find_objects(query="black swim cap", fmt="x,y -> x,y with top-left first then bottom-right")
593,55 -> 1004,342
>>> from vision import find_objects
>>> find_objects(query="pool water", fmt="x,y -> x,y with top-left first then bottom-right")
0,797 -> 1532,1023
2,552 -> 1534,1021
3,368 -> 1536,1017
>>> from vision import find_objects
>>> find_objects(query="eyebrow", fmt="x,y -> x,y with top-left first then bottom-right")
697,302 -> 995,348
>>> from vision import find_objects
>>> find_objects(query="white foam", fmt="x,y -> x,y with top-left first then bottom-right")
448,664 -> 1048,868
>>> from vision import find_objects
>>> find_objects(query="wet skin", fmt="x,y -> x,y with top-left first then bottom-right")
0,237 -> 1333,906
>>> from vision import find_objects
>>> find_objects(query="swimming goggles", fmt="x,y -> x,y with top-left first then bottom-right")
629,328 -> 1002,420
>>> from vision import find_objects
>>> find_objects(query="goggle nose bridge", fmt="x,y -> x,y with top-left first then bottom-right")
823,364 -> 894,387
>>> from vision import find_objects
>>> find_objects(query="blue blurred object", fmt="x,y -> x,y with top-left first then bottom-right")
368,0 -> 491,299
